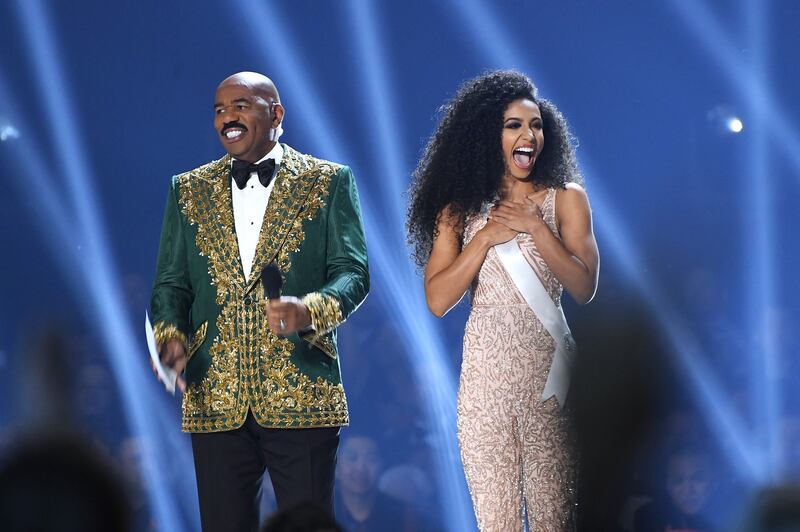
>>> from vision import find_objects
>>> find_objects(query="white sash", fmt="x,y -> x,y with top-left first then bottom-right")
494,238 -> 575,408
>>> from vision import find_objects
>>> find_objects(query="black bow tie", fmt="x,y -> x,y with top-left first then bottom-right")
231,158 -> 276,190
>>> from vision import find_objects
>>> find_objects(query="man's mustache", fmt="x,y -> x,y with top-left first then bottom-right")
221,121 -> 248,134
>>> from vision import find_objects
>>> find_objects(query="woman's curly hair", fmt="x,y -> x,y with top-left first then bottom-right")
406,70 -> 582,268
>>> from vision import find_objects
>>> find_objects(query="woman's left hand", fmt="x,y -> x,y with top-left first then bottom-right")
489,195 -> 546,234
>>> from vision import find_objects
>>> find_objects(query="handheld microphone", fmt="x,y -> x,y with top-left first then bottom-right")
262,263 -> 283,300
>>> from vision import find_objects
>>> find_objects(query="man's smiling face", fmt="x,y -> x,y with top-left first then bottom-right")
213,74 -> 283,163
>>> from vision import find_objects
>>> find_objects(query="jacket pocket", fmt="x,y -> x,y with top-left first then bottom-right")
298,329 -> 337,360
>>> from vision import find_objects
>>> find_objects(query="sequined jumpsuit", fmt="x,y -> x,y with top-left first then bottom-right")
457,188 -> 577,531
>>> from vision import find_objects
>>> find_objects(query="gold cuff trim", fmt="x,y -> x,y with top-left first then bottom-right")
152,321 -> 188,351
302,293 -> 343,336
300,293 -> 342,357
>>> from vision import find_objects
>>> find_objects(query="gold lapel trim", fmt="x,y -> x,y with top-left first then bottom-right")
178,153 -> 247,303
244,146 -> 339,294
210,154 -> 247,289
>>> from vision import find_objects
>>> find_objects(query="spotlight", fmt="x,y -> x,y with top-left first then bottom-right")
0,123 -> 20,141
707,106 -> 745,134
728,117 -> 744,133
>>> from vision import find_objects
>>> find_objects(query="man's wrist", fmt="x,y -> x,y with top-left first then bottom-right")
153,321 -> 188,351
298,303 -> 313,330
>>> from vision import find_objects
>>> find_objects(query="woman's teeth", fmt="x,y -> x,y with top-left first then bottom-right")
513,147 -> 533,167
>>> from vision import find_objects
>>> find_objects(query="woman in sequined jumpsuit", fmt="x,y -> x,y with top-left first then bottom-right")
407,71 -> 599,531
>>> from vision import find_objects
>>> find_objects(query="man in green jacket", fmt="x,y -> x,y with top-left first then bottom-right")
151,71 -> 369,531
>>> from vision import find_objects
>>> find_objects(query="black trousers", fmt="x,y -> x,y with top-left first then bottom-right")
190,412 -> 340,532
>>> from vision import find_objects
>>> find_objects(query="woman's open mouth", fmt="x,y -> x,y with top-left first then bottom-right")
512,146 -> 535,169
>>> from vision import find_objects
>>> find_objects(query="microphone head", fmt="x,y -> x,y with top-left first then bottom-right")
261,263 -> 283,299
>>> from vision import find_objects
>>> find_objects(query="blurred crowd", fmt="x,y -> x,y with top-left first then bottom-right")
1,274 -> 799,531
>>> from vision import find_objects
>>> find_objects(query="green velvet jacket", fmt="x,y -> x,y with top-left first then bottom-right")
151,144 -> 369,432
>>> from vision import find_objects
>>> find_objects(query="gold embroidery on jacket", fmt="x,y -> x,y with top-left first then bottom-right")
186,321 -> 208,362
251,331 -> 348,427
175,147 -> 348,432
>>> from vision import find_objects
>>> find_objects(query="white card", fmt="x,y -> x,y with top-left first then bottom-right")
145,311 -> 178,395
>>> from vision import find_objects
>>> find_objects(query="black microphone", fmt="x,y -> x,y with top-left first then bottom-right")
261,263 -> 283,300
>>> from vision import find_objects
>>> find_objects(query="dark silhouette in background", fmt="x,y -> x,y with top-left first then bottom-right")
740,485 -> 800,532
261,501 -> 342,532
569,297 -> 669,530
0,327 -> 133,531
0,434 -> 132,532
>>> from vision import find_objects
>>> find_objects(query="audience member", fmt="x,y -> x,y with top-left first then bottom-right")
633,442 -> 717,532
335,431 -> 434,531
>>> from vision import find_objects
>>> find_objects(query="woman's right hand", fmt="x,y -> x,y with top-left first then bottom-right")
425,207 -> 516,317
478,219 -> 519,246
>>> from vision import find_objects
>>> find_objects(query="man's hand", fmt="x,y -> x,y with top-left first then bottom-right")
155,339 -> 187,392
266,296 -> 312,336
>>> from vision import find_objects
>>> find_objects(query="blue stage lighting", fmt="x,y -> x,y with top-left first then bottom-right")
346,0 -> 475,525
745,0 -> 781,481
0,77 -> 75,245
0,123 -> 19,141
667,0 -> 800,180
345,0 -> 414,232
14,1 -> 197,530
707,106 -> 746,134
590,184 -> 765,484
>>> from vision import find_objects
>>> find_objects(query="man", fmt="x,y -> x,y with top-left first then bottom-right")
335,432 -> 432,532
151,71 -> 369,531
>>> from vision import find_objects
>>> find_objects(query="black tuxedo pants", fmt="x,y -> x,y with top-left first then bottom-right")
190,411 -> 340,532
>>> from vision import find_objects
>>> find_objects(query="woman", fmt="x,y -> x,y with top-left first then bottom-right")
407,71 -> 599,531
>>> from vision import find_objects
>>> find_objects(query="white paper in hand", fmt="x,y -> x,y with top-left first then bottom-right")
145,311 -> 178,395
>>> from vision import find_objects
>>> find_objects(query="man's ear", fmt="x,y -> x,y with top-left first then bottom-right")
272,103 -> 285,127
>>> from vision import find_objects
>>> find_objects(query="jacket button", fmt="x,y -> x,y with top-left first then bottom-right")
243,296 -> 253,306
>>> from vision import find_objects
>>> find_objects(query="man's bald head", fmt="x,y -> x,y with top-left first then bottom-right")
217,72 -> 280,104
213,71 -> 285,162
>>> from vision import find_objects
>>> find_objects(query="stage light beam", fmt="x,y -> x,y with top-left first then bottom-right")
14,0 -> 197,529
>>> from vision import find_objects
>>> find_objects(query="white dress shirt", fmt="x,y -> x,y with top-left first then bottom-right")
231,143 -> 283,282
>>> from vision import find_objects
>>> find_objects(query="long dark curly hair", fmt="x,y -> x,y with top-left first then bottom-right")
406,70 -> 582,268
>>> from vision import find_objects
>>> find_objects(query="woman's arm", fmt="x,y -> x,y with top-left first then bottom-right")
490,183 -> 599,304
424,208 -> 518,316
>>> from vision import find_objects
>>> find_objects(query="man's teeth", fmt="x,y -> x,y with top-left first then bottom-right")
225,130 -> 244,139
